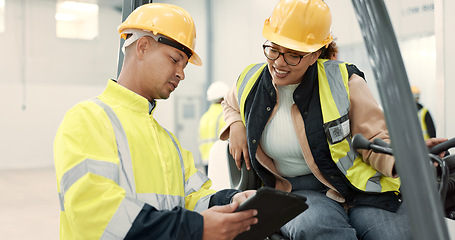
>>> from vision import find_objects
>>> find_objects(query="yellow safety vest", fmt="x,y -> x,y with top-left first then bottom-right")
54,80 -> 215,239
418,107 -> 430,140
198,103 -> 226,164
236,60 -> 400,193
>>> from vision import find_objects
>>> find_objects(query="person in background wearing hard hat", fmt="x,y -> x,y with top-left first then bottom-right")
412,85 -> 436,140
54,3 -> 257,240
198,81 -> 230,174
220,0 -> 446,239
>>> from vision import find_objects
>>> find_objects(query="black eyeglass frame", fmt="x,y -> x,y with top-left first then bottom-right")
262,45 -> 312,66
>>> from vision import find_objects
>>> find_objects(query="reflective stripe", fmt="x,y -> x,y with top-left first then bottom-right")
58,193 -> 64,211
185,170 -> 214,212
163,128 -> 186,208
136,193 -> 184,211
59,159 -> 119,211
237,63 -> 263,105
335,137 -> 358,175
185,171 -> 210,196
418,108 -> 430,140
90,98 -> 136,198
323,60 -> 350,117
193,194 -> 212,213
237,63 -> 268,125
100,197 -> 145,240
365,172 -> 382,192
215,112 -> 223,137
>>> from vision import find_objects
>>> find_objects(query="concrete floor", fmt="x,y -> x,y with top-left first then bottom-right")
0,167 -> 454,239
0,168 -> 59,240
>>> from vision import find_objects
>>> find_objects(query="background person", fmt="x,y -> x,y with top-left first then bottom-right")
220,0 -> 444,239
412,85 -> 436,139
54,3 -> 256,240
198,81 -> 230,174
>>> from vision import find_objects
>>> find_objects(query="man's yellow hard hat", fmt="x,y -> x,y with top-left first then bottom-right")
118,3 -> 202,66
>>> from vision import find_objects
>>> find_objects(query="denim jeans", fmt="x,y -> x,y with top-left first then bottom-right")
280,174 -> 412,240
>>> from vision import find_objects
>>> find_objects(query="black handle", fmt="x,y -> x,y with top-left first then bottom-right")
429,138 -> 455,155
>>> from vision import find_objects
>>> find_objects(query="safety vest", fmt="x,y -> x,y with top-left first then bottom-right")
198,103 -> 226,164
418,107 -> 430,140
55,80 -> 214,239
236,60 -> 400,193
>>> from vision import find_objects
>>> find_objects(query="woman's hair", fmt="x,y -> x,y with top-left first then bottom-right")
319,40 -> 338,60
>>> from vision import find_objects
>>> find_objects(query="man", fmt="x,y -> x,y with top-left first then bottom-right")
198,81 -> 230,174
54,3 -> 256,240
412,85 -> 436,139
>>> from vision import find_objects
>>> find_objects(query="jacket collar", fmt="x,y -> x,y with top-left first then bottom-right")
102,79 -> 156,115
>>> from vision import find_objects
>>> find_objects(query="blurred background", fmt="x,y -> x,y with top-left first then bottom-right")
0,0 -> 454,239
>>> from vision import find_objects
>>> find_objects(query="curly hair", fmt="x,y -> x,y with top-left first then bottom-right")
319,40 -> 338,60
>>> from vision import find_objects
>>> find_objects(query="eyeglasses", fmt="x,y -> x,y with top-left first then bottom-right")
262,45 -> 312,66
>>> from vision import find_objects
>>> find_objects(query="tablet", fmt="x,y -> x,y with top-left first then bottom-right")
234,187 -> 308,240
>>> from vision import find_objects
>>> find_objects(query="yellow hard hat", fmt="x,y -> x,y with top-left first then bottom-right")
411,86 -> 421,99
263,0 -> 334,53
411,86 -> 420,95
118,3 -> 202,66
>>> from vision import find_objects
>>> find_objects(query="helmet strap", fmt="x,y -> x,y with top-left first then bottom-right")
121,29 -> 192,60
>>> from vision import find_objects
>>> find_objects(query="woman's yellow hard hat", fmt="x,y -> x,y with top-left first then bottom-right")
263,0 -> 334,53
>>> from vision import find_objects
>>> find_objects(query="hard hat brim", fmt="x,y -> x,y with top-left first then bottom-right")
263,24 -> 333,53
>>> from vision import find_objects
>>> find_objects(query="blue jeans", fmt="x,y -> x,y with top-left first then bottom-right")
280,174 -> 412,240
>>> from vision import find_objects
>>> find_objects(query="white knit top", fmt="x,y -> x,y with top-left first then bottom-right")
260,83 -> 311,177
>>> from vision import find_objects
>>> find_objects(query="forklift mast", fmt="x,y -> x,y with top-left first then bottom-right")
351,0 -> 450,239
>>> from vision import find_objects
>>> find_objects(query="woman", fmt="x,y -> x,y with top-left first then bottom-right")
220,0 -> 417,239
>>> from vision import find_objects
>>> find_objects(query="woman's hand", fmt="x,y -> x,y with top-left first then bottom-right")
229,122 -> 251,170
425,137 -> 448,158
231,190 -> 257,206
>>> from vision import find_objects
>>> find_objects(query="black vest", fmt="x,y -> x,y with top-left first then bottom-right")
243,63 -> 401,212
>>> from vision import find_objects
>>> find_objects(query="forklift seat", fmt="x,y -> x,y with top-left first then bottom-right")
207,140 -> 289,240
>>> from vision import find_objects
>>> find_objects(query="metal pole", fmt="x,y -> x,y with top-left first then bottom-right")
21,0 -> 27,110
203,0 -> 214,112
350,0 -> 449,239
117,0 -> 153,78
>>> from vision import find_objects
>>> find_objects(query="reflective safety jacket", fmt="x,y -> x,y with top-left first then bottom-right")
225,60 -> 401,211
54,80 -> 236,239
198,103 -> 226,164
416,103 -> 436,140
418,107 -> 430,139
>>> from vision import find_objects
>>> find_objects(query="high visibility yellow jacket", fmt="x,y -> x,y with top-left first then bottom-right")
54,80 -> 235,239
198,103 -> 226,164
418,107 -> 430,139
416,103 -> 436,140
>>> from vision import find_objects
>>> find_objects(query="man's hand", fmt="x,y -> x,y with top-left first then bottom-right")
201,201 -> 258,240
229,122 -> 251,170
